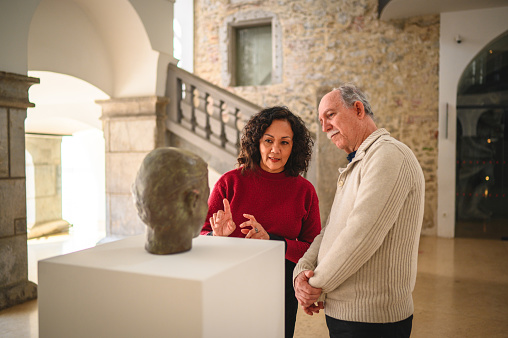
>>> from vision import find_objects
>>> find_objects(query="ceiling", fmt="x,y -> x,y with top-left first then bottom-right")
379,0 -> 508,20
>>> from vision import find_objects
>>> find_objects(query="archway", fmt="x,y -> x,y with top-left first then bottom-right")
455,30 -> 508,239
26,71 -> 108,242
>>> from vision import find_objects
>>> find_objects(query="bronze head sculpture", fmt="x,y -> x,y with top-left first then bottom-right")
132,147 -> 209,254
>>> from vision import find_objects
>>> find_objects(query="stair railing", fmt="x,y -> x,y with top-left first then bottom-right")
166,63 -> 261,161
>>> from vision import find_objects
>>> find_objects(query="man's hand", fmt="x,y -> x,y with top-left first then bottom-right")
302,302 -> 324,316
294,270 -> 322,308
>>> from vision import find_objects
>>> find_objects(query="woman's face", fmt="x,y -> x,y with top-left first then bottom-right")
259,119 -> 293,173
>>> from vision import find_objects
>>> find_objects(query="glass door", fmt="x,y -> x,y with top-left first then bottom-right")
455,31 -> 508,240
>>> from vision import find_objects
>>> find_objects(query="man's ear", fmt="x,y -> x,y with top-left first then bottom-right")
354,101 -> 366,119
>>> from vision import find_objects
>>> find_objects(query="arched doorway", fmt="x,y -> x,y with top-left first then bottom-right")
455,30 -> 508,239
26,71 -> 108,243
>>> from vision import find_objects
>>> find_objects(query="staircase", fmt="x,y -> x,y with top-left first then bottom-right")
165,63 -> 262,174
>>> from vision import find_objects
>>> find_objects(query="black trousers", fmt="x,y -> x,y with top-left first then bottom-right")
285,259 -> 298,338
325,314 -> 413,338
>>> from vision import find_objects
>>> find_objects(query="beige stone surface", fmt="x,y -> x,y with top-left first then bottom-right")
108,118 -> 158,152
0,180 -> 27,238
32,165 -> 57,196
25,135 -> 64,227
34,197 -> 62,224
0,72 -> 39,312
0,108 -> 7,177
99,96 -> 170,237
194,0 -> 439,233
0,235 -> 29,286
9,109 -> 27,178
108,194 -> 145,236
106,152 -> 148,194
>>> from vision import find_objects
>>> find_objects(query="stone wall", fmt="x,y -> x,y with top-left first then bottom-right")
97,96 -> 170,238
194,0 -> 439,235
25,135 -> 71,239
0,71 -> 38,310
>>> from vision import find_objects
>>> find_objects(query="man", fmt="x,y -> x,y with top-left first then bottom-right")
294,84 -> 425,337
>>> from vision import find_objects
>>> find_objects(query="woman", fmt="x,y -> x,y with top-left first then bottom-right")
200,106 -> 321,338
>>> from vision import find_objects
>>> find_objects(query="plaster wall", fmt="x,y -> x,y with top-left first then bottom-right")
437,6 -> 508,237
27,0 -> 113,94
194,0 -> 439,233
0,0 -> 40,74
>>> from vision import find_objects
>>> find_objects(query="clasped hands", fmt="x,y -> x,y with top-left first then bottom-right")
210,198 -> 269,240
294,270 -> 324,315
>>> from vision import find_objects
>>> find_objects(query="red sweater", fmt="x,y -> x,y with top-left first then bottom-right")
201,167 -> 321,263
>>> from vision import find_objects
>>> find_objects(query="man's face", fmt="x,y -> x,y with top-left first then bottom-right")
318,91 -> 362,154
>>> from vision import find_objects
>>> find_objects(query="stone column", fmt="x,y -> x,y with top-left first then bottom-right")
97,96 -> 170,238
25,134 -> 71,239
0,71 -> 39,311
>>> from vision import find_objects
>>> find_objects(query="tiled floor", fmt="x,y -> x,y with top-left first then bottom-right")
1,235 -> 507,337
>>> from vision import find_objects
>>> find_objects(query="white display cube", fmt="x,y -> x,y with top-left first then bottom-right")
38,235 -> 285,338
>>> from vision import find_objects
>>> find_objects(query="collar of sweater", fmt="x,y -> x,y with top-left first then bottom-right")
352,128 -> 389,163
251,166 -> 290,181
339,128 -> 390,174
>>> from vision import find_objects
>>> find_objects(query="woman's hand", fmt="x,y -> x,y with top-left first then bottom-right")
210,199 -> 236,236
240,214 -> 269,240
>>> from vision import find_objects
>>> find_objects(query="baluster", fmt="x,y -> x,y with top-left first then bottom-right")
194,88 -> 208,138
209,98 -> 223,147
224,105 -> 240,154
176,79 -> 183,123
179,82 -> 195,130
235,110 -> 245,149
205,95 -> 213,140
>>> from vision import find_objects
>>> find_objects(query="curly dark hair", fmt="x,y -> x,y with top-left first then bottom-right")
237,106 -> 314,177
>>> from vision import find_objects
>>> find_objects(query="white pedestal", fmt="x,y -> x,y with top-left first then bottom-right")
38,235 -> 284,338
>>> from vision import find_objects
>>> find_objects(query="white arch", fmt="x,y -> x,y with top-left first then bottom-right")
27,0 -> 174,98
26,71 -> 109,135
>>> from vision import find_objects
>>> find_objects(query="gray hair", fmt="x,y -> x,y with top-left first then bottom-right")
333,83 -> 374,118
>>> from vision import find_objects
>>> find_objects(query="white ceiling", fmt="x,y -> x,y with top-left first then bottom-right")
380,0 -> 508,20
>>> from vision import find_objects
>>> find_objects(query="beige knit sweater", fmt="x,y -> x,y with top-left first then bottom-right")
294,128 -> 425,323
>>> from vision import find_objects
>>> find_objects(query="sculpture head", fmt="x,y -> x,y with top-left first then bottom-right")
132,147 -> 209,254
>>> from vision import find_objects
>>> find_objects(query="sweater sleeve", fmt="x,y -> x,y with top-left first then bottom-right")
285,188 -> 321,263
309,145 -> 416,293
293,225 -> 325,282
200,178 -> 227,235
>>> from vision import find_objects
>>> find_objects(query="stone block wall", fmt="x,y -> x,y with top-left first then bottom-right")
25,135 -> 71,238
0,72 -> 38,310
194,0 -> 439,234
98,96 -> 170,238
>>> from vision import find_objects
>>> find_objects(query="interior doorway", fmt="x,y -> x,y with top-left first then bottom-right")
26,71 -> 108,242
455,31 -> 508,240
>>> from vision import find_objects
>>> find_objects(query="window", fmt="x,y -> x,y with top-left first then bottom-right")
235,24 -> 272,86
220,10 -> 282,87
